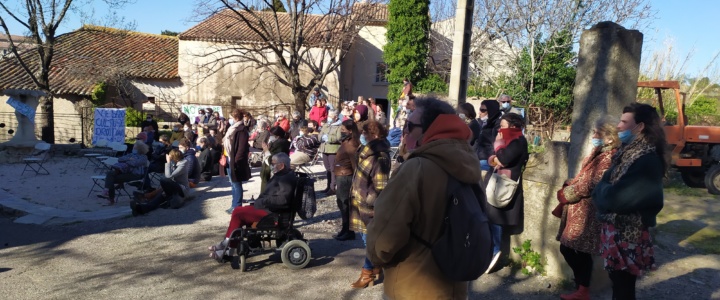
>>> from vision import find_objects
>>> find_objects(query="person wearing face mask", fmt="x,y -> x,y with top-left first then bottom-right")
333,119 -> 361,241
208,153 -> 297,260
551,117 -> 620,300
348,120 -> 391,289
318,110 -> 343,195
260,126 -> 290,193
309,98 -> 329,125
289,111 -> 309,140
178,138 -> 202,188
169,123 -> 185,144
477,100 -> 501,171
222,108 -> 252,213
177,112 -> 190,127
140,114 -> 159,142
485,112 -> 529,274
498,94 -> 523,116
592,103 -> 667,300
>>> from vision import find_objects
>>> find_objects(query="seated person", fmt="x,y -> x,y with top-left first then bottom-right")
290,126 -> 320,166
179,138 -> 202,187
131,149 -> 189,216
139,134 -> 172,190
169,123 -> 185,144
387,119 -> 403,147
208,152 -> 296,258
196,136 -> 217,181
98,141 -> 149,205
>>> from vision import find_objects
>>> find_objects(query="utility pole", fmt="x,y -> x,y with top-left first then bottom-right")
448,0 -> 474,107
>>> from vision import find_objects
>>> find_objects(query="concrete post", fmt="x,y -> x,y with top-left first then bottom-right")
447,0 -> 474,107
567,22 -> 643,177
3,90 -> 42,147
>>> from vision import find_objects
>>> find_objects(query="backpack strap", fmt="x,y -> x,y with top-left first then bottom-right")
410,168 -> 462,249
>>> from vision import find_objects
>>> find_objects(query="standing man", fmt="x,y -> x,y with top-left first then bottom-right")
141,114 -> 160,141
498,94 -> 524,117
366,97 -> 482,298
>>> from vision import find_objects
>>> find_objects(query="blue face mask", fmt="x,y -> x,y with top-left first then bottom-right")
501,102 -> 510,109
618,124 -> 638,144
229,119 -> 234,125
591,138 -> 604,147
360,134 -> 368,146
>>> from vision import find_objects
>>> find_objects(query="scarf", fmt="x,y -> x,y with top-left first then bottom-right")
494,128 -> 523,152
609,135 -> 655,184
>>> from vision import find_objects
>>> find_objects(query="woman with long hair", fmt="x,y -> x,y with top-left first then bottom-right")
349,120 -> 391,289
553,117 -> 620,300
333,119 -> 360,241
592,103 -> 666,300
131,149 -> 189,215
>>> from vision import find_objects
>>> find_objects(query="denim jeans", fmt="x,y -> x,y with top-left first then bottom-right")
227,155 -> 243,208
360,233 -> 374,270
491,224 -> 502,255
480,160 -> 491,171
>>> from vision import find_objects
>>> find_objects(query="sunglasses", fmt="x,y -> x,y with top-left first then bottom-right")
406,121 -> 421,132
479,108 -> 487,112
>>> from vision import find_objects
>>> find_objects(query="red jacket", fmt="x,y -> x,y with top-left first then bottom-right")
273,118 -> 290,132
309,106 -> 328,124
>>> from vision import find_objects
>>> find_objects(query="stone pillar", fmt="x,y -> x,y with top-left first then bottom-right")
447,0 -> 474,107
568,22 -> 643,177
5,93 -> 41,147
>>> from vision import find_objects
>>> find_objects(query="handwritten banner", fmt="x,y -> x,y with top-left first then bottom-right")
181,104 -> 223,118
6,97 -> 36,123
92,108 -> 126,144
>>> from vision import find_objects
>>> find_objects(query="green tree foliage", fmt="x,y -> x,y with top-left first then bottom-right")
686,95 -> 720,125
415,73 -> 448,95
125,107 -> 145,128
160,30 -> 179,36
262,0 -> 287,12
384,0 -> 430,105
484,32 -> 576,123
91,82 -> 107,104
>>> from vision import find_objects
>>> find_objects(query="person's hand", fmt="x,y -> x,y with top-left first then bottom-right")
262,142 -> 269,151
165,153 -> 171,163
497,132 -> 503,140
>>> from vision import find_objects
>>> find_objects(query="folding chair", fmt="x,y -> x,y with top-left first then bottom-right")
389,147 -> 399,160
295,152 -> 321,179
22,142 -> 51,175
117,161 -> 150,200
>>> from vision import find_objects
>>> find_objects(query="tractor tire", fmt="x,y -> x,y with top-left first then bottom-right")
680,168 -> 707,188
705,165 -> 720,195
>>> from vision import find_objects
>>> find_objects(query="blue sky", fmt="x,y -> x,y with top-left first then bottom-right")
3,0 -> 718,77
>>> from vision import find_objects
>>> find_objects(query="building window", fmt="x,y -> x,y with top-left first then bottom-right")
375,62 -> 388,83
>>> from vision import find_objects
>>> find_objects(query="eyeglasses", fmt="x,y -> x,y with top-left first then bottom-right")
406,121 -> 421,132
499,100 -> 510,103
479,108 -> 487,112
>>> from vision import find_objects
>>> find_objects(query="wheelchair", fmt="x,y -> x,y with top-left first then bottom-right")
215,173 -> 312,272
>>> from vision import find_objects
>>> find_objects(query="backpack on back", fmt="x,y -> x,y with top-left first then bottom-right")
412,175 -> 493,281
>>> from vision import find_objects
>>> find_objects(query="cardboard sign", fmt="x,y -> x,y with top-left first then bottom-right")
92,108 -> 126,144
6,96 -> 36,123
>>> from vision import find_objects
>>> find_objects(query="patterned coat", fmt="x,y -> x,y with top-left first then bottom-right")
349,139 -> 391,233
556,146 -> 617,254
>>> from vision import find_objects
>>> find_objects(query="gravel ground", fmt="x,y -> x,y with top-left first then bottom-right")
1,157 -> 719,299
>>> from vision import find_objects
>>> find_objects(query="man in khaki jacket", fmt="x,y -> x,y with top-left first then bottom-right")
367,97 -> 482,299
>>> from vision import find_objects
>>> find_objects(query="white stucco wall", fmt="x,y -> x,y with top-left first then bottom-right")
179,40 -> 341,116
342,25 -> 389,102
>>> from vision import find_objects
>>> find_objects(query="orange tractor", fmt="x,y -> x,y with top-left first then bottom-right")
638,81 -> 720,194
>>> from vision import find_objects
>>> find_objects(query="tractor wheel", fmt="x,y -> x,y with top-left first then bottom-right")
680,168 -> 707,188
705,165 -> 720,195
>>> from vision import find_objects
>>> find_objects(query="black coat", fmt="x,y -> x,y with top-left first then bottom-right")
254,169 -> 297,213
483,136 -> 529,230
230,124 -> 251,183
260,138 -> 291,193
468,118 -> 481,149
476,117 -> 500,160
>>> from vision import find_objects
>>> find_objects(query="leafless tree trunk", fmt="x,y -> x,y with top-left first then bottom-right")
189,0 -> 380,115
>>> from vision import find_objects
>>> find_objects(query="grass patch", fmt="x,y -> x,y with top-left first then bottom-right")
684,227 -> 720,254
664,182 -> 708,197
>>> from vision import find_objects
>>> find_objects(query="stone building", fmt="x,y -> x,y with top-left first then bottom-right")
0,26 -> 181,144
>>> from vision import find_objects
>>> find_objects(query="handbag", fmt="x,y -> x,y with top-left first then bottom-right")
484,168 -> 520,208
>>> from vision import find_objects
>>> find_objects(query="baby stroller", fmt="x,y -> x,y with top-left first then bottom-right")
216,173 -> 312,272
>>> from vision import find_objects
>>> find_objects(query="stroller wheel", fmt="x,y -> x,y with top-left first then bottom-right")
231,254 -> 246,272
281,240 -> 311,270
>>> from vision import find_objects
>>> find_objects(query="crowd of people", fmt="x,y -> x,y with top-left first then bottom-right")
105,86 -> 666,300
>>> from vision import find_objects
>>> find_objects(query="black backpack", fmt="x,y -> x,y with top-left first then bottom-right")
412,175 -> 493,281
293,172 -> 317,220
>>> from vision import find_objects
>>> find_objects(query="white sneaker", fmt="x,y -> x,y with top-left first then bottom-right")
485,251 -> 501,274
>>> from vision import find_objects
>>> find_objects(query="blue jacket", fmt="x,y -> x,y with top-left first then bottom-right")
183,148 -> 202,184
387,128 -> 402,147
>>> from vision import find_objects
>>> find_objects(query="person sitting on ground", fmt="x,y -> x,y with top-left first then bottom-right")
208,152 -> 297,259
178,138 -> 201,187
98,141 -> 149,205
290,126 -> 320,166
131,149 -> 189,216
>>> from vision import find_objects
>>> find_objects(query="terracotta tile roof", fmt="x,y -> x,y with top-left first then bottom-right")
0,25 -> 178,95
179,3 -> 388,44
